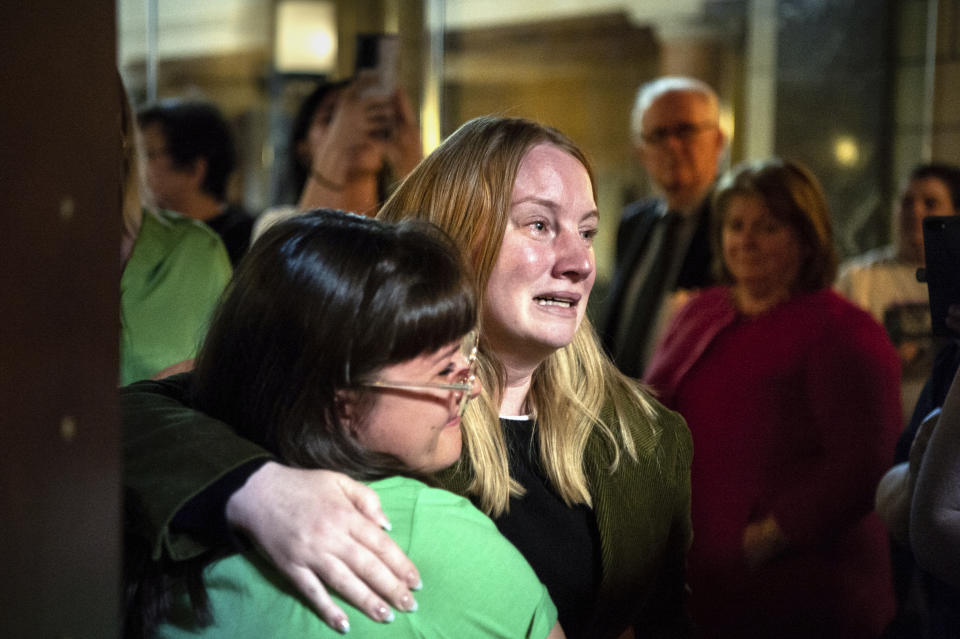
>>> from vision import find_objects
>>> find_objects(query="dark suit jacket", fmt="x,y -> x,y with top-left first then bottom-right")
599,195 -> 716,369
208,204 -> 254,267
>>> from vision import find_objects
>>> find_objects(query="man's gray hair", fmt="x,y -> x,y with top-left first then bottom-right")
630,76 -> 720,144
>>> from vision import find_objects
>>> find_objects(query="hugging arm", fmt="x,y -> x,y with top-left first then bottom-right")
121,375 -> 421,630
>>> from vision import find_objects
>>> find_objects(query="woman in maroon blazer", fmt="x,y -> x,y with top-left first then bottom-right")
646,159 -> 900,639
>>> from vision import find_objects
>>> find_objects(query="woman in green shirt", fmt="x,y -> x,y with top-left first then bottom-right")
125,211 -> 562,639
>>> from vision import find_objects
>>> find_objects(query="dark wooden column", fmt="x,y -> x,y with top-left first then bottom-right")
0,3 -> 120,637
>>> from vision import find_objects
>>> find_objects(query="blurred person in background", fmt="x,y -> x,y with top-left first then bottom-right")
646,159 -> 900,638
138,99 -> 253,266
600,76 -> 726,378
253,71 -> 421,240
910,343 -> 960,638
837,162 -> 960,424
120,81 -> 231,385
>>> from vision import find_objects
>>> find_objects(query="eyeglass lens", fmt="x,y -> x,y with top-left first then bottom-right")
643,122 -> 712,145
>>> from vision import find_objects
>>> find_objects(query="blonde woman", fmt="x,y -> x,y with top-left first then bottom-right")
122,116 -> 692,639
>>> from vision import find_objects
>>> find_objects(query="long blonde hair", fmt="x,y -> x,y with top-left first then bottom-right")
119,74 -> 143,261
379,116 -> 658,515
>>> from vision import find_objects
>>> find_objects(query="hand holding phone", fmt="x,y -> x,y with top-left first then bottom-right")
919,216 -> 960,337
355,34 -> 399,99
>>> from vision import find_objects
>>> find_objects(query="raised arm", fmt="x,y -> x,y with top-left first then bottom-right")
121,375 -> 421,630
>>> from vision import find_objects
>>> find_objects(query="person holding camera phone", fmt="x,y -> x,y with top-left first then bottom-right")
254,68 -> 422,240
837,163 -> 960,425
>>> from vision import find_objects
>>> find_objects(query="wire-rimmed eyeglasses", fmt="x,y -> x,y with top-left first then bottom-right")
362,331 -> 479,417
640,121 -> 717,146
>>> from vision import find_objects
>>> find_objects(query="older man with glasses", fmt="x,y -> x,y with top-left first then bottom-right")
600,76 -> 727,378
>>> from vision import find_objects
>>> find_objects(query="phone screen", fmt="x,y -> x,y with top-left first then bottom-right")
922,215 -> 960,337
355,33 -> 399,97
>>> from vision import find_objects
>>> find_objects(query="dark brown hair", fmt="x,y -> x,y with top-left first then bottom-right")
193,209 -> 476,476
712,158 -> 838,291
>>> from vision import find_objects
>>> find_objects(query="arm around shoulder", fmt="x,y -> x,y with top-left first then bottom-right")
121,375 -> 273,561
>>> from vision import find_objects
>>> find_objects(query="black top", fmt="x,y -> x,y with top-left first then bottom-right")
207,204 -> 254,267
493,417 -> 602,639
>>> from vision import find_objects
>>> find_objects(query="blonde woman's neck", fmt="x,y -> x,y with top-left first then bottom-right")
498,363 -> 534,417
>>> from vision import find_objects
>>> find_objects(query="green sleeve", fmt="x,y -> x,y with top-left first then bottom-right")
121,375 -> 273,561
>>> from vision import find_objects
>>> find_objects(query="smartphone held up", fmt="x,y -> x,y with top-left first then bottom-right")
918,215 -> 960,337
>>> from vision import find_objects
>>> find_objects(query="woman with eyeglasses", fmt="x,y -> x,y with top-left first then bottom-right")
125,210 -> 562,638
123,117 -> 691,639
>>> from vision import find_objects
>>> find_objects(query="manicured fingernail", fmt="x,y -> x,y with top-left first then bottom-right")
383,609 -> 395,624
400,594 -> 418,612
410,575 -> 423,590
376,605 -> 395,623
336,618 -> 350,634
380,518 -> 393,532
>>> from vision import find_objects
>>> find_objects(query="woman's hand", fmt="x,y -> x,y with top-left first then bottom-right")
742,515 -> 787,568
304,71 -> 394,192
384,86 -> 422,178
151,358 -> 194,379
225,462 -> 421,632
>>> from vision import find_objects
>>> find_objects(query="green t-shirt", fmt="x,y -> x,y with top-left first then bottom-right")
120,208 -> 231,385
155,476 -> 557,638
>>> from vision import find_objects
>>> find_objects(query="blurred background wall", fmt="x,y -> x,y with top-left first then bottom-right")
117,0 -> 960,283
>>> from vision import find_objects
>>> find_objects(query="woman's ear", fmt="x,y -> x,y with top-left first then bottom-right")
335,389 -> 361,434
